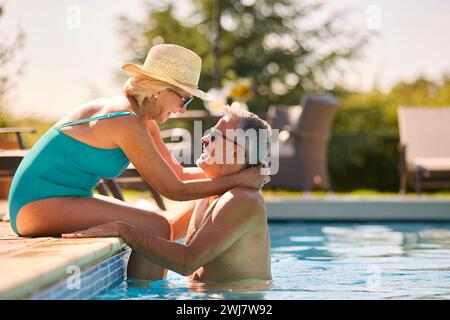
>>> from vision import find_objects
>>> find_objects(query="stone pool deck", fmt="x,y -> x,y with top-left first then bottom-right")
0,197 -> 184,299
1,195 -> 450,299
0,207 -> 125,299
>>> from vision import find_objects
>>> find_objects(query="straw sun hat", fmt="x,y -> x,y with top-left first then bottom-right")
121,44 -> 211,101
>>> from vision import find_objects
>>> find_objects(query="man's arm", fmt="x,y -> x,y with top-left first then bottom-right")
123,190 -> 262,275
63,190 -> 263,276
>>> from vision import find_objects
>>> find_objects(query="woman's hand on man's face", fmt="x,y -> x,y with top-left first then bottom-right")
238,163 -> 270,190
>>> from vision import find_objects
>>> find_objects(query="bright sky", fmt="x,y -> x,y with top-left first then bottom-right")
1,0 -> 450,120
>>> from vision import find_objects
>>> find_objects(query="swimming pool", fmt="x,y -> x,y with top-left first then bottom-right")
94,222 -> 450,300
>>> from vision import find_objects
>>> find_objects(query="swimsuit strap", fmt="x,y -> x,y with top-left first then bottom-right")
55,111 -> 137,130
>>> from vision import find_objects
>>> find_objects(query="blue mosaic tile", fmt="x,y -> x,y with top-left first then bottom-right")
27,249 -> 130,300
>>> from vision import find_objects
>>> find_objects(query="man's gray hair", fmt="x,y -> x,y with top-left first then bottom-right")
223,104 -> 272,166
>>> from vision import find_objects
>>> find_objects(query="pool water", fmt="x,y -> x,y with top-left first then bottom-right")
94,222 -> 450,300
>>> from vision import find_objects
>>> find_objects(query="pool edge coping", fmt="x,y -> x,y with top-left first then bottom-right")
0,236 -> 126,300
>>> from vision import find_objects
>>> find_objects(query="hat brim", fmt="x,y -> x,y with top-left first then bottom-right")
121,63 -> 212,101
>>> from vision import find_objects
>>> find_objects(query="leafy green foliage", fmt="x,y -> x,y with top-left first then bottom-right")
117,0 -> 449,191
329,75 -> 450,191
0,4 -> 25,126
117,0 -> 368,112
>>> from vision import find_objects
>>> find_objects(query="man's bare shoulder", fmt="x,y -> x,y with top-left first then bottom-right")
215,187 -> 266,220
228,187 -> 265,205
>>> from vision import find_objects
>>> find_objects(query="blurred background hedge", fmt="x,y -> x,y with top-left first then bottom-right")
329,76 -> 450,191
1,1 -> 450,192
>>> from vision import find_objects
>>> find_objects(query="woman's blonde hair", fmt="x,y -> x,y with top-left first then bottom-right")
123,75 -> 172,111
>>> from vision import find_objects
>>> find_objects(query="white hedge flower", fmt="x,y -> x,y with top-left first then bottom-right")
204,88 -> 228,115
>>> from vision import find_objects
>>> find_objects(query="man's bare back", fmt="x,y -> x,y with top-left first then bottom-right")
185,188 -> 272,283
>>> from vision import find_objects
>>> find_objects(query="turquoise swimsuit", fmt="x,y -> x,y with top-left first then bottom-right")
8,111 -> 137,235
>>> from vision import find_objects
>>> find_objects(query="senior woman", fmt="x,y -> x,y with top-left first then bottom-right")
8,44 -> 267,280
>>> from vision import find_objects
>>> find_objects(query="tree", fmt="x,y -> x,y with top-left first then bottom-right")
118,0 -> 369,112
0,4 -> 25,125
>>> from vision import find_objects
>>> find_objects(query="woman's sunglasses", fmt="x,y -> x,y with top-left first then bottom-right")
158,87 -> 194,111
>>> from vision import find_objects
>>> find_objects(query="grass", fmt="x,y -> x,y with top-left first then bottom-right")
262,189 -> 450,198
118,188 -> 450,202
1,117 -> 54,149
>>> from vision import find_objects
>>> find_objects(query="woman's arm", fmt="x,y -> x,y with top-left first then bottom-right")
179,167 -> 208,180
114,118 -> 264,201
144,120 -> 207,180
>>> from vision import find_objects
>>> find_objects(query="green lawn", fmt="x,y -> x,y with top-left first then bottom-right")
262,189 -> 450,198
118,188 -> 450,202
2,117 -> 54,149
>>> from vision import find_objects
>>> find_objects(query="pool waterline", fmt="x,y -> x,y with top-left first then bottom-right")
94,222 -> 450,300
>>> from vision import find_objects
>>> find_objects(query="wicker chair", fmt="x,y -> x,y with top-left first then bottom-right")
266,95 -> 339,191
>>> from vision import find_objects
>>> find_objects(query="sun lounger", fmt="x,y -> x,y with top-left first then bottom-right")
398,106 -> 450,194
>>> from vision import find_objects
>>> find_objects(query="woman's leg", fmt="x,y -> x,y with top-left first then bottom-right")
15,194 -> 172,281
